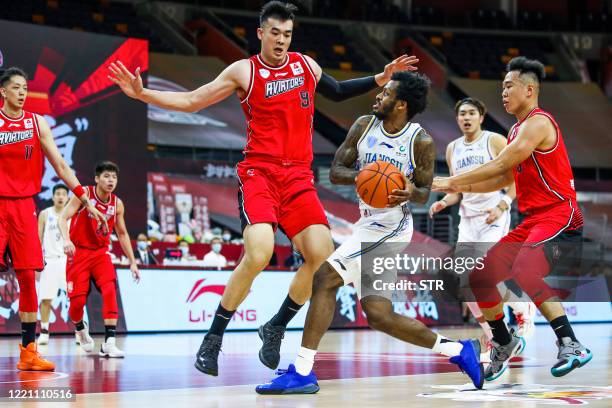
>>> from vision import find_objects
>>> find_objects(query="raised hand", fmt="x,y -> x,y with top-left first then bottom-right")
376,55 -> 420,85
108,61 -> 144,99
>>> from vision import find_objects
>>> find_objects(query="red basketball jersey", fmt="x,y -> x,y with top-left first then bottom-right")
70,186 -> 117,249
240,52 -> 317,164
508,108 -> 582,222
0,109 -> 44,197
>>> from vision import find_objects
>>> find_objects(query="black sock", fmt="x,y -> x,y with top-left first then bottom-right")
105,325 -> 117,341
550,315 -> 577,342
207,304 -> 235,337
269,295 -> 303,328
21,322 -> 36,347
74,321 -> 85,331
488,317 -> 512,346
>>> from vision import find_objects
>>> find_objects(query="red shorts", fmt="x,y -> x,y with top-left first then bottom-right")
236,161 -> 329,239
67,246 -> 116,299
471,200 -> 582,307
0,196 -> 44,271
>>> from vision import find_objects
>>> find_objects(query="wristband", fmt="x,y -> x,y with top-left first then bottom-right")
72,185 -> 86,199
501,194 -> 513,208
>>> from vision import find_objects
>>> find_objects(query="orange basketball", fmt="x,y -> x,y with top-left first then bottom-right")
356,161 -> 406,208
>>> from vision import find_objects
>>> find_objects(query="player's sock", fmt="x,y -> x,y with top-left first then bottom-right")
41,322 -> 49,332
294,346 -> 317,376
432,334 -> 463,356
488,316 -> 512,346
549,315 -> 577,342
74,321 -> 85,331
21,322 -> 36,346
105,325 -> 117,342
207,304 -> 235,337
269,295 -> 302,327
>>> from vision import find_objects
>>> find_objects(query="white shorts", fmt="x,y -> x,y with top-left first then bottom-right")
457,210 -> 510,244
328,207 -> 413,300
38,257 -> 67,300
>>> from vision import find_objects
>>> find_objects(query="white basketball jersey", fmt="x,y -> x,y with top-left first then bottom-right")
356,116 -> 422,213
450,131 -> 502,217
42,207 -> 67,259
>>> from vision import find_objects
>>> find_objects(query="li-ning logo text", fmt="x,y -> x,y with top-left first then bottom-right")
265,76 -> 304,98
0,130 -> 33,146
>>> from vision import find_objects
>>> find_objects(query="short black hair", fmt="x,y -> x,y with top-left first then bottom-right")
454,97 -> 487,117
506,56 -> 545,83
391,71 -> 431,120
0,67 -> 28,87
260,1 -> 298,26
95,160 -> 120,176
52,184 -> 69,195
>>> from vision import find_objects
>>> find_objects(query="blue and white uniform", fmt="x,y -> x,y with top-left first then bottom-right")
39,207 -> 68,300
450,131 -> 510,242
328,116 -> 421,299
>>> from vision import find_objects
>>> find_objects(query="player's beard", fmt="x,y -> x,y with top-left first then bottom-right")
373,102 -> 394,120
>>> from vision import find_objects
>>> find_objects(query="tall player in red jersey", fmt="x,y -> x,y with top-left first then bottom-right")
58,161 -> 140,358
108,1 -> 418,376
433,57 -> 592,379
0,67 -> 106,371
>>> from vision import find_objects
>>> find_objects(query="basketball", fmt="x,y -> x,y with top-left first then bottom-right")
356,161 -> 405,208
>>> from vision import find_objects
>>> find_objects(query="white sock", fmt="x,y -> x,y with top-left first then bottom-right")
41,322 -> 49,331
432,334 -> 463,357
294,346 -> 317,376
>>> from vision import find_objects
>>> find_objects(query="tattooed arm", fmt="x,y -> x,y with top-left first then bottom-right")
329,115 -> 374,185
388,130 -> 436,206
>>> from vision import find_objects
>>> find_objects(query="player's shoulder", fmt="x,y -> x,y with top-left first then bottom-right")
351,115 -> 376,133
522,113 -> 555,133
414,127 -> 433,144
487,131 -> 507,142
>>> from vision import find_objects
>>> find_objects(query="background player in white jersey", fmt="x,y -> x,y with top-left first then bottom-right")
428,98 -> 535,355
256,71 -> 484,395
37,184 -> 69,345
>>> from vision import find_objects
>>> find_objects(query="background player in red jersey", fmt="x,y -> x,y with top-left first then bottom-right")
58,161 -> 140,358
108,1 -> 418,376
432,57 -> 592,380
0,67 -> 106,371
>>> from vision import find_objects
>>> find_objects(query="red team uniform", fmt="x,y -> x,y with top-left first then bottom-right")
471,108 -> 583,307
67,185 -> 119,321
0,110 -> 45,274
236,52 -> 328,238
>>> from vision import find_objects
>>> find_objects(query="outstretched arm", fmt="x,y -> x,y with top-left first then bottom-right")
329,115 -> 374,185
108,60 -> 248,113
389,130 -> 436,206
433,115 -> 553,191
305,54 -> 419,102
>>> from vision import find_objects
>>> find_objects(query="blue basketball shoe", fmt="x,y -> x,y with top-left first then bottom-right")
255,364 -> 320,395
449,339 -> 485,389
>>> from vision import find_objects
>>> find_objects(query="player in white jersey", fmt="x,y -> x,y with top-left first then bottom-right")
256,72 -> 484,395
429,98 -> 535,356
37,184 -> 70,345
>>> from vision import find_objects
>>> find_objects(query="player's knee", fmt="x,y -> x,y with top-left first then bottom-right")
301,244 -> 333,268
312,262 -> 343,293
362,300 -> 391,332
242,250 -> 272,272
16,269 -> 38,312
69,295 -> 86,322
